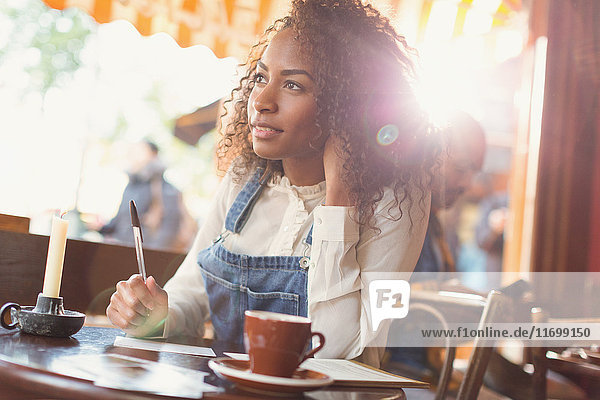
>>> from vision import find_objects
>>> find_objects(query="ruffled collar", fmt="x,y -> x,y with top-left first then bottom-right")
268,174 -> 326,199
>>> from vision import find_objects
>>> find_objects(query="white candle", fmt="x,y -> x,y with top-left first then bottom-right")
42,215 -> 69,298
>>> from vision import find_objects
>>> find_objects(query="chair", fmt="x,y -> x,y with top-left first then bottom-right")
396,301 -> 456,400
389,288 -> 510,400
455,290 -> 506,400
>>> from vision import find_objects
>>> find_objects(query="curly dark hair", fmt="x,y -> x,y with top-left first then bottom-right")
217,0 -> 439,228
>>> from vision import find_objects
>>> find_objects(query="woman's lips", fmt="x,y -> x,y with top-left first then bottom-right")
252,125 -> 283,139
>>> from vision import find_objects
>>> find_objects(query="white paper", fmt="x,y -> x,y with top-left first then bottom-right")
114,336 -> 216,357
53,354 -> 219,398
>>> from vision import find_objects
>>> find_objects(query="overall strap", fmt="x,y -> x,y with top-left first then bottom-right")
224,168 -> 268,234
223,167 -> 314,246
305,225 -> 313,246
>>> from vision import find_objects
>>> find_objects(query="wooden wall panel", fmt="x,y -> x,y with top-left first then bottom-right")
0,231 -> 185,315
587,103 -> 600,272
531,0 -> 600,273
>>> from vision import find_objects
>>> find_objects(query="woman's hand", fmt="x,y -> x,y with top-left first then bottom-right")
106,274 -> 168,337
323,135 -> 353,206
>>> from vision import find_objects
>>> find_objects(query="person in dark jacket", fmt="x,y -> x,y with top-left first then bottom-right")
386,111 -> 486,375
98,140 -> 182,251
415,110 -> 487,276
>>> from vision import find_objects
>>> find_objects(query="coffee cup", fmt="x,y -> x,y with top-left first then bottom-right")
244,310 -> 325,378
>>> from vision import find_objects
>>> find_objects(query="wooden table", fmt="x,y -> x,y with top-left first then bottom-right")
0,326 -> 407,399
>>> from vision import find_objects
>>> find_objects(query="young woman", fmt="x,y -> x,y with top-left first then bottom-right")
106,0 -> 438,366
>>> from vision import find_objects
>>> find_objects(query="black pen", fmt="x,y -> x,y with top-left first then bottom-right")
129,200 -> 147,281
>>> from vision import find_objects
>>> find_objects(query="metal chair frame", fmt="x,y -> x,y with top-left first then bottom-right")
405,289 -> 508,400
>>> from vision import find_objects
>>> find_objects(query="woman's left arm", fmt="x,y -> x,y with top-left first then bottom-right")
308,192 -> 429,361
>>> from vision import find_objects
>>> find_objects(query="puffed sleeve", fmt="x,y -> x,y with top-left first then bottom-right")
162,171 -> 237,337
308,188 -> 430,365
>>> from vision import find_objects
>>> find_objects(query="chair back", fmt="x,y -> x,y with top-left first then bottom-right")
401,289 -> 509,400
455,290 -> 507,400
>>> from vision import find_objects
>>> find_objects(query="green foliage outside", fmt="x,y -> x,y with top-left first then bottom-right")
0,0 -> 95,96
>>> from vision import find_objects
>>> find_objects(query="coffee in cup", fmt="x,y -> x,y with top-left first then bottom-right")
244,310 -> 325,378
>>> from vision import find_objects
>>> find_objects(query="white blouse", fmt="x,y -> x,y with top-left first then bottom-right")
162,170 -> 429,366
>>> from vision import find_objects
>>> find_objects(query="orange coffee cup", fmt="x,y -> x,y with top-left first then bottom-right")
243,310 -> 325,378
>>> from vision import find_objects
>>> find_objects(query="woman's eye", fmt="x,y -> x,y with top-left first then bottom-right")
253,73 -> 266,84
284,81 -> 302,91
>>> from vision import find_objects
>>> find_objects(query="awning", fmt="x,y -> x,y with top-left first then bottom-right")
41,0 -> 286,59
40,0 -> 524,146
174,99 -> 221,145
41,0 -> 523,59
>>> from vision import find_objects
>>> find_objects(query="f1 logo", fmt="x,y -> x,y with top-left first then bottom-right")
369,280 -> 410,331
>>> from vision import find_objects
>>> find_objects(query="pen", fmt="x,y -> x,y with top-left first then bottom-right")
129,200 -> 147,281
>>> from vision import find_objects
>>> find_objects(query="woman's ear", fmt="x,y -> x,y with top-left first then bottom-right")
308,125 -> 328,151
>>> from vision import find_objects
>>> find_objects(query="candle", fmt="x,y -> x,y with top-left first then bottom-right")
42,214 -> 69,298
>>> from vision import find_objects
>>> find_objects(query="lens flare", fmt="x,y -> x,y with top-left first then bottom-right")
376,124 -> 400,146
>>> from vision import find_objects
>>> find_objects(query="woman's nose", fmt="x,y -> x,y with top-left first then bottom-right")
252,86 -> 277,113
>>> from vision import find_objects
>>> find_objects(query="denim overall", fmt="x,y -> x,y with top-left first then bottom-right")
197,169 -> 314,345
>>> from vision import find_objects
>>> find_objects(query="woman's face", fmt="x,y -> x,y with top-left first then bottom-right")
248,29 -> 322,163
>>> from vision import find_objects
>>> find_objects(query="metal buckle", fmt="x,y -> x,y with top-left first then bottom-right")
299,257 -> 310,269
212,231 -> 230,244
299,238 -> 311,269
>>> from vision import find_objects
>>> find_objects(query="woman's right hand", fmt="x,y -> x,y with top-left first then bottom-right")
106,274 -> 168,337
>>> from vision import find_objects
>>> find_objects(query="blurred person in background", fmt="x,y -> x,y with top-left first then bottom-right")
414,110 -> 486,276
385,110 -> 486,381
475,189 -> 508,273
95,140 -> 194,252
386,115 -> 557,399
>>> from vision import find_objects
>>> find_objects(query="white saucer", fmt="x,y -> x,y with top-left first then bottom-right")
208,357 -> 333,395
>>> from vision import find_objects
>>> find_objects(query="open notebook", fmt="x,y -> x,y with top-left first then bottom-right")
224,352 -> 429,389
302,358 -> 428,388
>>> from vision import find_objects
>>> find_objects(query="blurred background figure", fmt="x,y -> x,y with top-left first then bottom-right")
388,113 -> 540,400
447,169 -> 509,291
93,140 -> 196,252
385,110 -> 487,385
475,191 -> 509,273
415,110 -> 486,276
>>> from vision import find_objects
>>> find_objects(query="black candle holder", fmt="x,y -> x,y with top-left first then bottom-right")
1,293 -> 85,337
